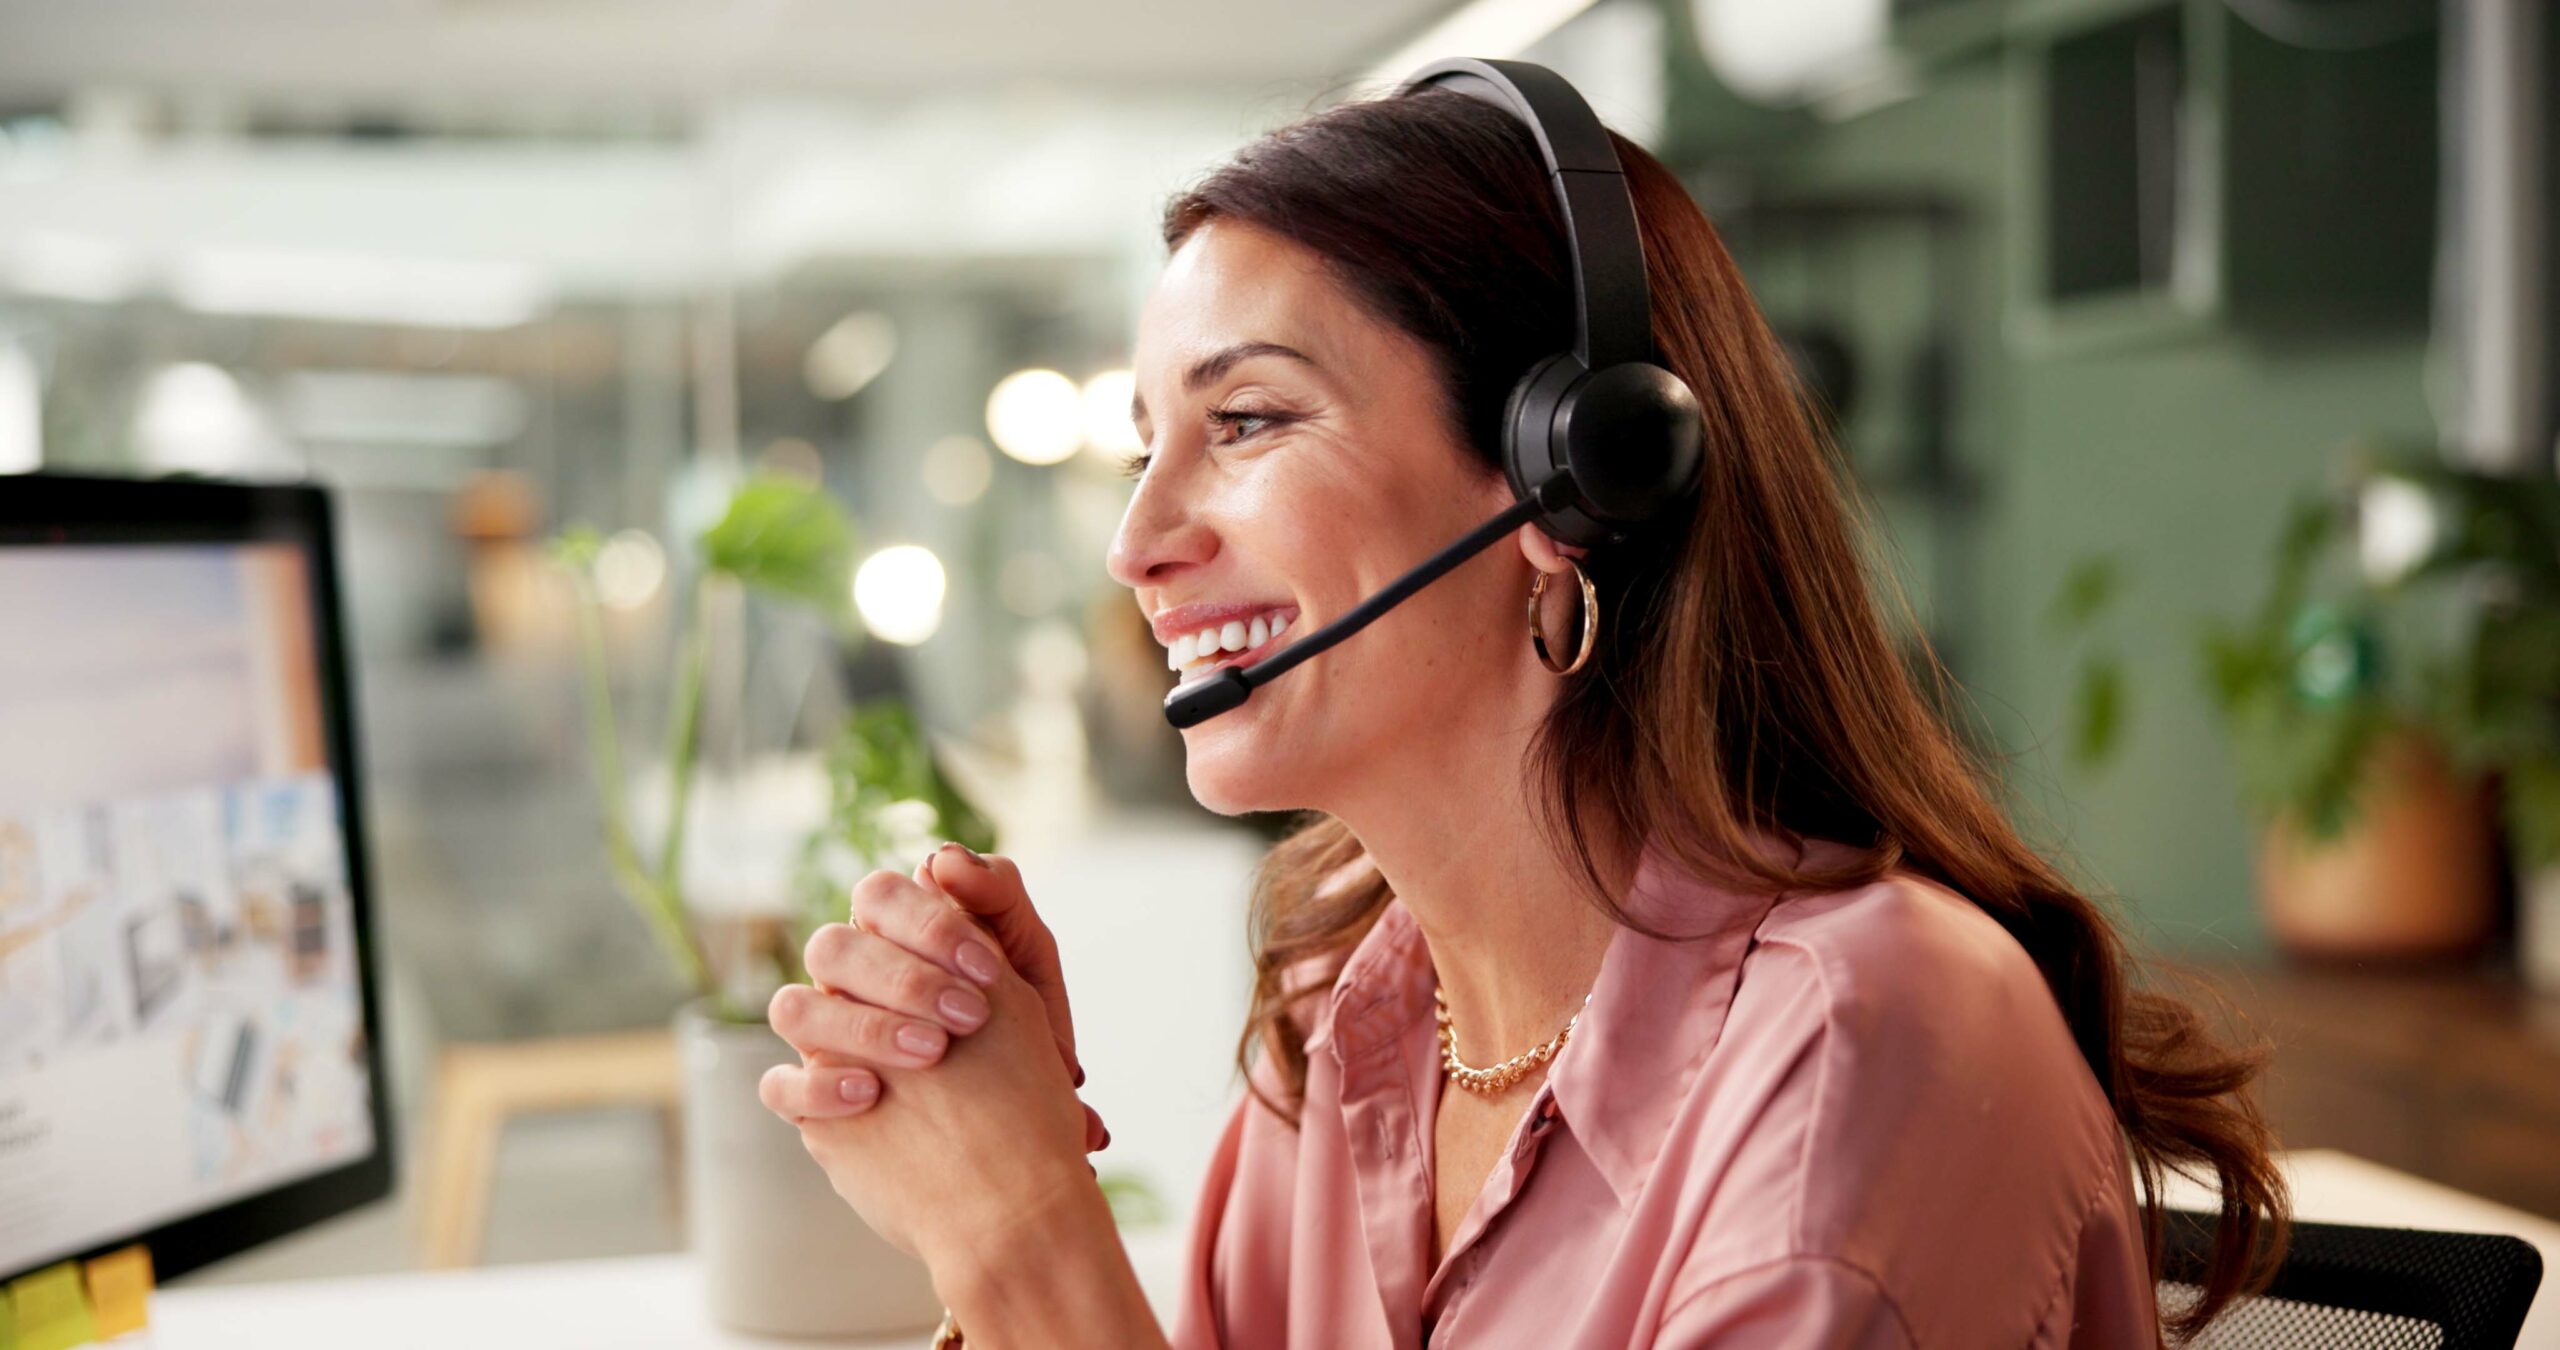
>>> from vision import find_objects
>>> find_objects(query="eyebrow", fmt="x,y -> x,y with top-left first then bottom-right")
1131,340 -> 1320,426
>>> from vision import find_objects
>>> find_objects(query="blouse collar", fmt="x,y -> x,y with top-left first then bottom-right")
1308,826 -> 1843,1205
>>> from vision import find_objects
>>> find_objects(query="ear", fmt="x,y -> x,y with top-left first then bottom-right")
1515,522 -> 1589,574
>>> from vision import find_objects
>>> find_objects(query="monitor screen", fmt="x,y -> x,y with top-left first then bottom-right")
0,480 -> 389,1282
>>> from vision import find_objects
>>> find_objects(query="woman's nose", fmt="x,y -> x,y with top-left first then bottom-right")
1106,485 -> 1218,592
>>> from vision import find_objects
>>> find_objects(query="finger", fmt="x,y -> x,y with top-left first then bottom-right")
767,982 -> 949,1068
760,1061 -> 882,1119
927,845 -> 1080,1081
1084,1101 -> 1109,1153
800,921 -> 991,1037
845,866 -> 1012,994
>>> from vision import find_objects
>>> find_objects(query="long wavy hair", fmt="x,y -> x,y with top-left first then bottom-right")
1157,83 -> 2289,1342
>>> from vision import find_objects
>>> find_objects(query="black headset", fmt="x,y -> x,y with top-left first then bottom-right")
1162,57 -> 1704,729
1401,57 -> 1705,549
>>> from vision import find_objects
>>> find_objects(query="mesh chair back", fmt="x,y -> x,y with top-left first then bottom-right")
2154,1207 -> 2542,1350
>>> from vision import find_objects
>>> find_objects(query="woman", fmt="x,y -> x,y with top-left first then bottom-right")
756,77 -> 2290,1348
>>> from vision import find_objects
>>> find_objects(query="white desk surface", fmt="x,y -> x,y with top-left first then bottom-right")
151,1224 -> 1193,1349
153,1150 -> 2556,1347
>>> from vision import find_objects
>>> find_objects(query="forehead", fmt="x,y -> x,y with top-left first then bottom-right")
1134,218 -> 1368,382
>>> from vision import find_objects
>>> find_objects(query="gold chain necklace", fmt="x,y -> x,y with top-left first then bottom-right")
1432,985 -> 1592,1096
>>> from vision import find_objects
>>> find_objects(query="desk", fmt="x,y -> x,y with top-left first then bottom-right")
2174,958 -> 2560,1219
156,1151 -> 2553,1346
153,1225 -> 1193,1348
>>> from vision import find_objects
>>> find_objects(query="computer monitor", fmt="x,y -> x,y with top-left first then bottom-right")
0,473 -> 393,1285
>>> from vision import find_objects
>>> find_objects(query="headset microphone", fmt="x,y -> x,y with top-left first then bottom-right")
1161,57 -> 1704,731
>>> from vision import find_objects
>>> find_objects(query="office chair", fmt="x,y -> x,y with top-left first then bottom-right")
2155,1207 -> 2544,1348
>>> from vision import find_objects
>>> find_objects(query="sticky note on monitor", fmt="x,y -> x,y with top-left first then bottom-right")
85,1244 -> 154,1338
6,1262 -> 95,1350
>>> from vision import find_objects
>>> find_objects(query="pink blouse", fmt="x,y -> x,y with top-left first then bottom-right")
1165,832 -> 2162,1349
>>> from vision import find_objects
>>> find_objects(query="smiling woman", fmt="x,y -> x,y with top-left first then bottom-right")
755,59 -> 2292,1350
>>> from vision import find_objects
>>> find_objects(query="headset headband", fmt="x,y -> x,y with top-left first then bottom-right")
1396,57 -> 1656,373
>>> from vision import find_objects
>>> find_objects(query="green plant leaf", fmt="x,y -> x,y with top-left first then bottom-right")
700,476 -> 854,612
2504,753 -> 2560,871
1098,1170 -> 1170,1228
2044,554 -> 2122,634
549,524 -> 604,570
2069,655 -> 2125,770
2191,487 -> 2403,839
786,698 -> 1000,982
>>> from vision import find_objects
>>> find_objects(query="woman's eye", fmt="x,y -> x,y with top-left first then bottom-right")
1117,407 -> 1293,479
1209,406 -> 1292,443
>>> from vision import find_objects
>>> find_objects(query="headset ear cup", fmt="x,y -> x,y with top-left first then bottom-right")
1502,353 -> 1608,542
1499,353 -> 1567,488
1557,361 -> 1704,534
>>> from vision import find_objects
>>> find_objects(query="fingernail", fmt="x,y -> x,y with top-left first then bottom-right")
951,843 -> 992,869
1100,1124 -> 1111,1150
896,1023 -> 946,1058
1073,1061 -> 1086,1088
938,986 -> 988,1030
837,1074 -> 878,1106
956,939 -> 1001,987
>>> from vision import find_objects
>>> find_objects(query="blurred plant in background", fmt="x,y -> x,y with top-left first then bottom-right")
551,475 -> 993,1020
2192,496 -> 2409,844
788,700 -> 997,982
2042,551 -> 2131,773
2343,449 -> 2560,869
2048,442 -> 2560,967
2045,454 -> 2528,848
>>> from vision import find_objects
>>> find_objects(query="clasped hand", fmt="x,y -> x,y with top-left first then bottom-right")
758,843 -> 1108,1272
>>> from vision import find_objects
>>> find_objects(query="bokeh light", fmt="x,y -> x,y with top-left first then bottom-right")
1080,368 -> 1141,463
852,543 -> 948,645
985,368 -> 1083,465
593,529 -> 667,611
921,434 -> 994,506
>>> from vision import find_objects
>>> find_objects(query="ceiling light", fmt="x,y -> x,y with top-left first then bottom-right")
169,248 -> 550,330
1367,0 -> 1606,84
1692,0 -> 1891,106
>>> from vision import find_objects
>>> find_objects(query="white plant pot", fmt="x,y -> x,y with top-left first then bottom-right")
2523,862 -> 2560,996
675,1000 -> 945,1337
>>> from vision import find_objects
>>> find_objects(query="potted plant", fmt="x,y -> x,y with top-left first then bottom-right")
551,475 -> 991,1336
2342,451 -> 2560,988
2047,473 -> 2502,963
2194,487 -> 2502,962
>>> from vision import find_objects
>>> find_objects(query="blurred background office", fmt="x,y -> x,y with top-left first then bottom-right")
2,0 -> 2556,1291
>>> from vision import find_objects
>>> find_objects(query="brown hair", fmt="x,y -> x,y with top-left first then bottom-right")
1159,85 -> 2289,1342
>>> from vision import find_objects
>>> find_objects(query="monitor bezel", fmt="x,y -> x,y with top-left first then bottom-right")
0,472 -> 397,1284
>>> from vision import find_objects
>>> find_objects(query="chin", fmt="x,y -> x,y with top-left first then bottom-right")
1179,711 -> 1308,817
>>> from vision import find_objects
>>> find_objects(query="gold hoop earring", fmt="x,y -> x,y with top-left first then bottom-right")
1527,559 -> 1598,676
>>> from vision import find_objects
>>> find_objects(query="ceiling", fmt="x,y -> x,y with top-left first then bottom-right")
0,0 -> 1465,108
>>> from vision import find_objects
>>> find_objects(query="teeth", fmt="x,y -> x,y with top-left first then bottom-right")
1169,608 -> 1299,675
